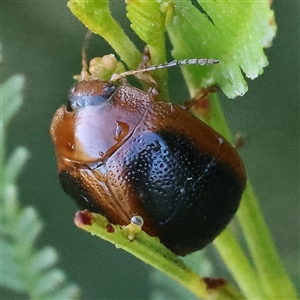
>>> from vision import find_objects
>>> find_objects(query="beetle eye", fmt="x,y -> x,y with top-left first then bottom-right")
67,84 -> 116,112
103,85 -> 117,96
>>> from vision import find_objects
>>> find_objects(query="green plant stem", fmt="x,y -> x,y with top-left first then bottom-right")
194,94 -> 298,299
126,0 -> 169,99
75,212 -> 244,300
237,183 -> 299,299
67,0 -> 141,70
213,227 -> 264,299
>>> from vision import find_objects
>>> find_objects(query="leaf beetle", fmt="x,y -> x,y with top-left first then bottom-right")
50,52 -> 246,256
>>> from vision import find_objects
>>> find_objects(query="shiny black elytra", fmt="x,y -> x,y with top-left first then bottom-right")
50,58 -> 246,256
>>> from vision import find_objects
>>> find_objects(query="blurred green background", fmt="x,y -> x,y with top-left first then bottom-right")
2,1 -> 299,299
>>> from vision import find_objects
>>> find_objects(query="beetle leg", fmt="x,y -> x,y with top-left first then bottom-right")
233,133 -> 249,150
134,46 -> 158,88
138,45 -> 151,70
180,84 -> 220,110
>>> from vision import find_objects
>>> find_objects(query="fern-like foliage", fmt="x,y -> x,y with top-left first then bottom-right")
0,75 -> 80,300
68,0 -> 276,99
60,1 -> 298,299
1,2 -> 297,299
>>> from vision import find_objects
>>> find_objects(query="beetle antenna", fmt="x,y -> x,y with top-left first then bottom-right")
81,30 -> 93,80
110,58 -> 219,82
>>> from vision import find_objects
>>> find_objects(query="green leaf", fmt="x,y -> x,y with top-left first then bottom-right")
1,74 -> 80,300
0,75 -> 25,126
3,146 -> 30,186
15,207 -> 44,247
126,0 -> 165,48
33,269 -> 66,296
67,0 -> 141,69
46,285 -> 80,300
126,0 -> 169,98
1,189 -> 80,299
0,75 -> 26,172
162,0 -> 276,98
31,246 -> 59,272
1,240 -> 25,292
68,0 -> 276,99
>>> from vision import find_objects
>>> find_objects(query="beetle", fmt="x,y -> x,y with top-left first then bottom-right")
50,54 -> 246,256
